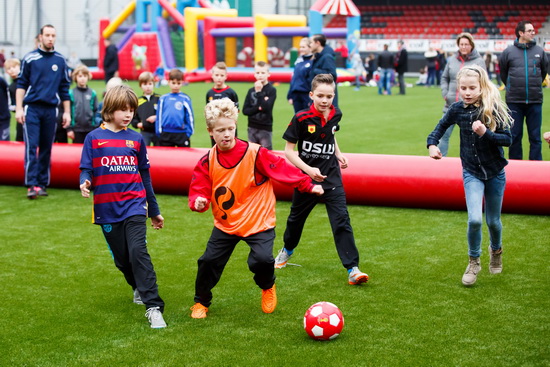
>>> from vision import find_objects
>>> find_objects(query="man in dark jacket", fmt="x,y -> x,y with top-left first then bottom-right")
378,44 -> 394,95
103,38 -> 119,83
500,20 -> 548,160
309,34 -> 338,107
394,40 -> 408,95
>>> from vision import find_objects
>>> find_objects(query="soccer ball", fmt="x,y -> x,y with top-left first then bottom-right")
304,302 -> 344,341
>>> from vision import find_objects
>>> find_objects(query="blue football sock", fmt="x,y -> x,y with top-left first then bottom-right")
284,248 -> 293,256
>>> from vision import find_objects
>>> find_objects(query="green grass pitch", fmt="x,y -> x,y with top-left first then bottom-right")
2,81 -> 549,366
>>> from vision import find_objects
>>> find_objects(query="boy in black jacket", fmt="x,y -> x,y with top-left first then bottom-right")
131,71 -> 160,146
243,61 -> 277,150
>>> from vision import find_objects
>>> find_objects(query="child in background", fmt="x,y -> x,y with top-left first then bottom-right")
275,74 -> 369,286
79,85 -> 166,328
243,61 -> 277,150
156,68 -> 194,147
287,37 -> 313,113
206,61 -> 239,146
0,75 -> 9,140
5,58 -> 23,141
94,77 -> 123,127
187,98 -> 323,319
427,65 -> 512,286
154,64 -> 165,87
131,71 -> 160,146
67,65 -> 98,143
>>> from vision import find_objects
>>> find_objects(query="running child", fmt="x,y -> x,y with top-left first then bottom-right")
188,98 -> 323,319
427,65 -> 513,286
79,85 -> 167,328
275,73 -> 369,286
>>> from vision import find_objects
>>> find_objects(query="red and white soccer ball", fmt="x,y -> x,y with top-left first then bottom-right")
304,302 -> 344,341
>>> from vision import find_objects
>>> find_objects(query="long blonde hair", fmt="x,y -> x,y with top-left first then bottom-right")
456,65 -> 513,131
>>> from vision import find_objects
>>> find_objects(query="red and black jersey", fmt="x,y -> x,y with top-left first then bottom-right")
283,104 -> 343,189
206,86 -> 239,109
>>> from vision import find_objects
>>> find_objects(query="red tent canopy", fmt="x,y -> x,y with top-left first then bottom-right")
310,0 -> 361,16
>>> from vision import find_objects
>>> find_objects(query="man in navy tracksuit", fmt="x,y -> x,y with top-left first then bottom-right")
308,34 -> 339,107
500,20 -> 548,161
15,24 -> 71,199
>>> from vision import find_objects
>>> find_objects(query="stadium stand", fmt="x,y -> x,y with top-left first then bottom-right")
325,4 -> 550,39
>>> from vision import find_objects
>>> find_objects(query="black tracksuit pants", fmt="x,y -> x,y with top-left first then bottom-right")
283,186 -> 360,269
101,215 -> 164,312
194,227 -> 276,308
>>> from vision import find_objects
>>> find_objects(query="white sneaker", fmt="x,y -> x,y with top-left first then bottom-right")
133,289 -> 144,305
274,248 -> 291,269
488,246 -> 503,274
348,267 -> 369,285
462,257 -> 481,286
145,307 -> 167,328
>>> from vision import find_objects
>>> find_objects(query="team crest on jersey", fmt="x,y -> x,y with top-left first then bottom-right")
126,140 -> 135,148
175,101 -> 183,110
52,64 -> 58,72
308,125 -> 316,134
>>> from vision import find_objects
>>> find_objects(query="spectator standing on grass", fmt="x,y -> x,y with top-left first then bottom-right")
424,48 -> 438,87
243,61 -> 277,150
131,71 -> 161,147
5,58 -> 21,141
309,34 -> 338,107
67,65 -> 98,144
16,24 -> 71,199
438,32 -> 486,157
500,20 -> 548,161
103,38 -> 119,83
378,44 -> 393,95
156,68 -> 194,147
427,65 -> 512,287
79,85 -> 166,329
394,40 -> 408,95
288,37 -> 313,113
350,52 -> 365,91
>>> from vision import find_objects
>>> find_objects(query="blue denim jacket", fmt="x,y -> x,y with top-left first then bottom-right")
427,102 -> 512,180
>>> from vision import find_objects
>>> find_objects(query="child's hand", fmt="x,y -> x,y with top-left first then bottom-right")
146,116 -> 156,123
151,214 -> 164,230
306,167 -> 327,182
67,130 -> 75,141
543,131 -> 550,144
288,99 -> 293,105
472,120 -> 487,136
137,122 -> 144,129
194,197 -> 208,211
254,81 -> 263,92
428,145 -> 442,160
311,185 -> 324,196
337,155 -> 349,169
80,179 -> 91,198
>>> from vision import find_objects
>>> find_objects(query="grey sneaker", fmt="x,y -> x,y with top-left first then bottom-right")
274,248 -> 291,269
462,256 -> 481,286
348,266 -> 369,285
488,246 -> 503,274
145,307 -> 166,329
133,289 -> 144,305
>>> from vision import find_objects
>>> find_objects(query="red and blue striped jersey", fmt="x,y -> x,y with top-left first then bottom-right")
80,124 -> 150,224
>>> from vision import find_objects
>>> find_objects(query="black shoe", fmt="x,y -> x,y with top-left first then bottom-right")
36,186 -> 48,196
27,186 -> 38,199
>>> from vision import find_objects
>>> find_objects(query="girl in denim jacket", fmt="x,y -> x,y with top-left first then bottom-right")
427,65 -> 512,286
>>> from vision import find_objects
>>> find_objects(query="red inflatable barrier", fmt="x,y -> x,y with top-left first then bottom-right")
2,141 -> 549,215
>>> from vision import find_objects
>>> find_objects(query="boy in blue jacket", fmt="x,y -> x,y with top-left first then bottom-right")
156,69 -> 194,147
